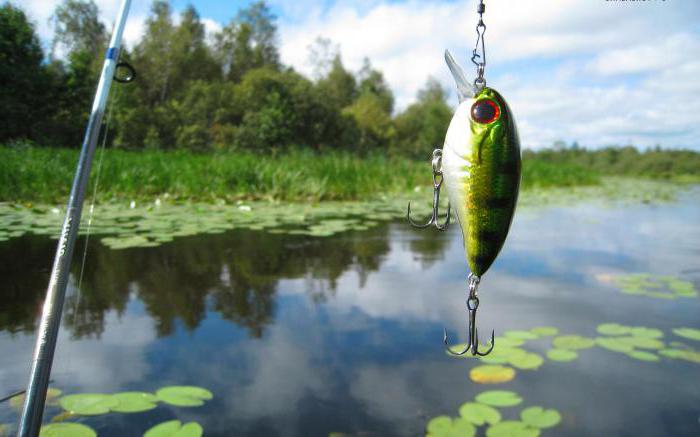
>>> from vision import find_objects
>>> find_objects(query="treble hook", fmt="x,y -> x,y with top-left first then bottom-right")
444,274 -> 495,356
407,149 -> 451,230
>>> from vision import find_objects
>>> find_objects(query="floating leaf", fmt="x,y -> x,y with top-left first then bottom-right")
155,386 -> 212,407
143,420 -> 203,437
626,350 -> 659,361
508,352 -> 544,370
659,348 -> 700,363
504,330 -> 539,341
520,407 -> 562,429
629,327 -> 664,339
617,336 -> 664,350
426,417 -> 475,437
470,365 -> 516,384
530,327 -> 558,337
546,349 -> 578,362
475,390 -> 523,407
486,420 -> 540,437
672,328 -> 700,341
59,393 -> 118,415
493,337 -> 526,348
459,402 -> 501,426
10,388 -> 62,409
595,337 -> 634,353
39,423 -> 96,437
552,335 -> 595,350
110,391 -> 159,413
596,323 -> 632,336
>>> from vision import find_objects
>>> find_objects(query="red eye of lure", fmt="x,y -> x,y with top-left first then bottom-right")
470,99 -> 500,124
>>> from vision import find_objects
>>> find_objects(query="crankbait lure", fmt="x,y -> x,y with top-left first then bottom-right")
407,0 -> 520,356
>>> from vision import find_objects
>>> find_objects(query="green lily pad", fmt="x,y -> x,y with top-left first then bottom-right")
504,330 -> 539,341
459,402 -> 502,426
626,350 -> 659,361
155,386 -> 212,407
616,336 -> 664,350
672,328 -> 700,341
486,420 -> 540,437
59,393 -> 118,415
629,327 -> 664,339
546,349 -> 578,362
426,416 -> 476,437
39,423 -> 96,437
595,337 -> 634,353
552,335 -> 595,350
658,348 -> 700,363
469,365 -> 516,384
596,323 -> 633,336
10,388 -> 62,409
143,420 -> 203,437
475,390 -> 523,407
520,406 -> 562,428
110,391 -> 159,413
508,352 -> 544,370
530,327 -> 558,337
493,337 -> 526,348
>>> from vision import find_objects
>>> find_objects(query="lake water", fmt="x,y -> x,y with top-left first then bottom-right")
1,189 -> 699,436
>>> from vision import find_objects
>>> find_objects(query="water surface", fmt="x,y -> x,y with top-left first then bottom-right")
1,190 -> 699,436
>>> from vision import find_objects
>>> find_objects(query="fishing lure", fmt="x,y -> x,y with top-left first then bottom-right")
408,0 -> 520,356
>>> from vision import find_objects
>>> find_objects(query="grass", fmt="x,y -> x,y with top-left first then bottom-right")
0,144 -> 697,203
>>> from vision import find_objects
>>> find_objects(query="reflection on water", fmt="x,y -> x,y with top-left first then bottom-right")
1,190 -> 699,436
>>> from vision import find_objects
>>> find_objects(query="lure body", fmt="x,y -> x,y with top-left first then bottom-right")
442,87 -> 520,277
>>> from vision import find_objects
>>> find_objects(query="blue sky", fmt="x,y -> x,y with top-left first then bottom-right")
18,0 -> 700,150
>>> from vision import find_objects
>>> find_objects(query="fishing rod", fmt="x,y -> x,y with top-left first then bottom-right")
17,0 -> 133,435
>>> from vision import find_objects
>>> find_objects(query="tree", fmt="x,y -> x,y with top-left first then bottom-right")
315,54 -> 356,111
357,57 -> 394,114
215,0 -> 279,82
394,78 -> 452,158
51,0 -> 106,60
0,4 -> 49,141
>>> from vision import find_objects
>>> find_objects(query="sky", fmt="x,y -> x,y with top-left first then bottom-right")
15,0 -> 700,150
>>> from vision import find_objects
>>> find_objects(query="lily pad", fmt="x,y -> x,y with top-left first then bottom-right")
486,420 -> 540,437
617,336 -> 664,350
520,406 -> 562,429
659,348 -> 700,363
546,349 -> 578,362
426,416 -> 475,437
596,323 -> 632,336
143,420 -> 203,437
629,327 -> 663,339
110,391 -> 159,413
39,423 -> 96,437
626,350 -> 659,361
475,390 -> 523,407
155,386 -> 212,407
530,327 -> 558,337
494,337 -> 526,348
596,337 -> 634,353
672,328 -> 700,341
10,388 -> 62,409
470,365 -> 516,384
59,393 -> 118,415
552,335 -> 595,350
459,402 -> 502,426
504,330 -> 539,341
508,352 -> 545,370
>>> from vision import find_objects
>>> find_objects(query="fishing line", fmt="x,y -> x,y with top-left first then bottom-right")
64,59 -> 123,373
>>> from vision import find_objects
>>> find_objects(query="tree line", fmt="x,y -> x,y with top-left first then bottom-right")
0,0 -> 452,158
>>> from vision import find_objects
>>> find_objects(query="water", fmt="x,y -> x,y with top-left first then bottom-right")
1,190 -> 699,436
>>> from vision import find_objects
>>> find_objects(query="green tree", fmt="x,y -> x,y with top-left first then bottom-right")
0,4 -> 49,142
394,78 -> 452,158
50,0 -> 106,60
316,54 -> 356,111
215,0 -> 279,82
357,57 -> 394,114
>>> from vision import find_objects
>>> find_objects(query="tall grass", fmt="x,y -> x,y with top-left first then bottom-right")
2,145 -> 696,203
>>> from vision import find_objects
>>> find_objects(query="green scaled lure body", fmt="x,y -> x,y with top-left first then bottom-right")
442,87 -> 520,277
